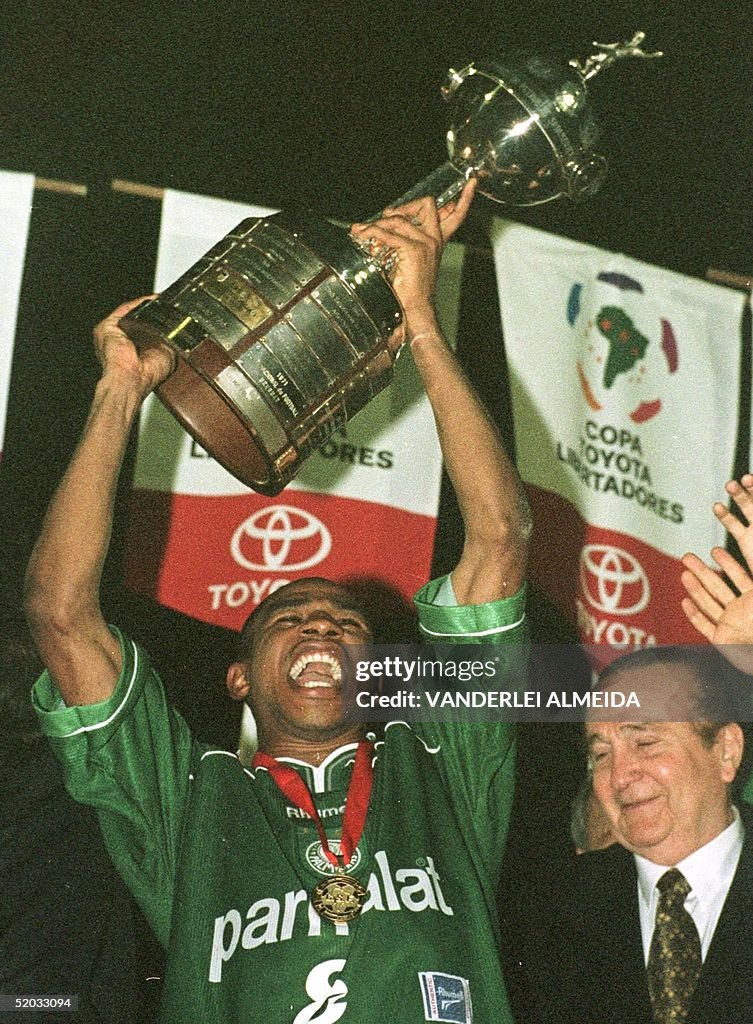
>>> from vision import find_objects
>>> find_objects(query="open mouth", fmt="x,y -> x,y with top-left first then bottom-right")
289,651 -> 342,689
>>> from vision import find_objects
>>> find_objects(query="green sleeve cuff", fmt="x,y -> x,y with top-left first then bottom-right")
414,576 -> 527,644
32,626 -> 142,740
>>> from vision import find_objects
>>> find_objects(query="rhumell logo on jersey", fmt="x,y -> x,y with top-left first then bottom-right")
209,850 -> 454,982
419,972 -> 473,1024
286,803 -> 346,821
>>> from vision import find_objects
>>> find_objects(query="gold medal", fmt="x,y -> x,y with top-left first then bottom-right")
253,742 -> 374,925
312,874 -> 367,924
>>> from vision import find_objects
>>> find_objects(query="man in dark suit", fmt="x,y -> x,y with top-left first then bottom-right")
519,645 -> 753,1024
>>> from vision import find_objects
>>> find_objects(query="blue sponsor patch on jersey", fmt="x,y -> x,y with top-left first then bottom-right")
418,972 -> 472,1023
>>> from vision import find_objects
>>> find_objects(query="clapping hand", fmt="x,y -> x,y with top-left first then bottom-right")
681,475 -> 753,672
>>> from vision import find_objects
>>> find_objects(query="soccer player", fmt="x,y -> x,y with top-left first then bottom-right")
26,183 -> 531,1022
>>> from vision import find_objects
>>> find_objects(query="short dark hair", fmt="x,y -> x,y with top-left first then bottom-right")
597,645 -> 747,743
236,577 -> 373,661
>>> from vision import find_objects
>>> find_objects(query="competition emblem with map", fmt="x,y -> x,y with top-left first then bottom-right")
568,271 -> 679,423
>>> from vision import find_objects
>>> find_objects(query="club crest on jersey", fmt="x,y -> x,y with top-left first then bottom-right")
305,839 -> 363,876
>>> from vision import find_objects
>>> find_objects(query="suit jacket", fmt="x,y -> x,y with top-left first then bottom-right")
515,809 -> 753,1024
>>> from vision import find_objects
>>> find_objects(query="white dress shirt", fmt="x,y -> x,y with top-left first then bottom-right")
635,806 -> 744,964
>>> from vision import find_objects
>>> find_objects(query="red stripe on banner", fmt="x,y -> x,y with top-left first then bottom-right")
124,490 -> 437,631
526,483 -> 706,664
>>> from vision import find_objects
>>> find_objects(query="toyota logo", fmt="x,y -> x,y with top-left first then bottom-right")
579,544 -> 650,615
231,505 -> 332,572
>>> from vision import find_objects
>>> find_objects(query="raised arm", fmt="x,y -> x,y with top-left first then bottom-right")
351,184 -> 530,605
24,298 -> 174,704
681,474 -> 753,672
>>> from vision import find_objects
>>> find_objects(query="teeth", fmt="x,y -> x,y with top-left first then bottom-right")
289,652 -> 342,684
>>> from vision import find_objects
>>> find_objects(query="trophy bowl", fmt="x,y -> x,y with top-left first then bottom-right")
121,34 -> 660,495
442,53 -> 606,205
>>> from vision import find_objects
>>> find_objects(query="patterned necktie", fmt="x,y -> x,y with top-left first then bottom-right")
647,868 -> 702,1023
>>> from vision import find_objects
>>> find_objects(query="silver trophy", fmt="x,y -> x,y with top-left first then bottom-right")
122,32 -> 661,495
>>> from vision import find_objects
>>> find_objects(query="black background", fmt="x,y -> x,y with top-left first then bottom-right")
3,1 -> 751,272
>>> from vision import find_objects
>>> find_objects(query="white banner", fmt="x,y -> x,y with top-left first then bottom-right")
0,171 -> 34,457
491,218 -> 746,653
126,189 -> 465,628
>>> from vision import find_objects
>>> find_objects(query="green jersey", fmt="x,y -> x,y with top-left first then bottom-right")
33,579 -> 526,1024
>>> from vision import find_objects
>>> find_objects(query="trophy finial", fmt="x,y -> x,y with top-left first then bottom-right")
569,31 -> 663,82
